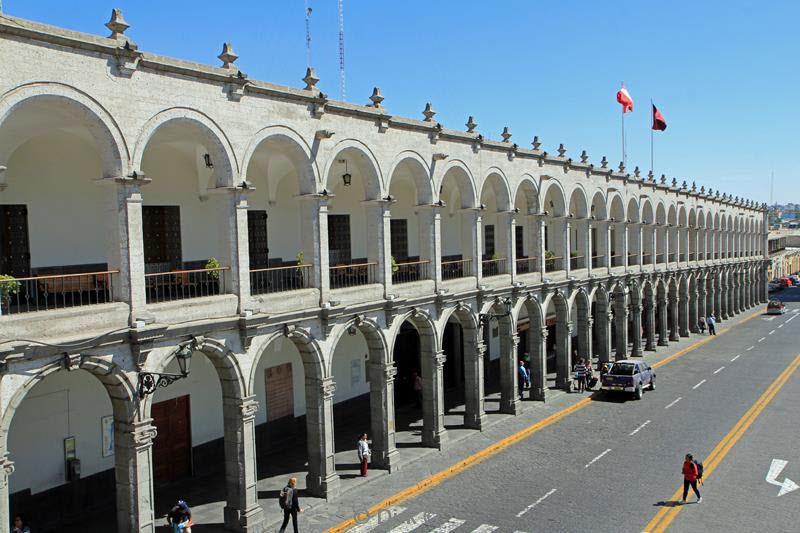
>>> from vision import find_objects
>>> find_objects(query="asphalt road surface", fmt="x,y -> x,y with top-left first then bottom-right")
342,289 -> 800,533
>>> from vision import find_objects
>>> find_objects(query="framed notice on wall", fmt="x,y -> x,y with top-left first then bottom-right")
101,415 -> 115,457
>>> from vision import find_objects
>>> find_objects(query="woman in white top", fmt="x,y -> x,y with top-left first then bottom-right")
357,433 -> 371,477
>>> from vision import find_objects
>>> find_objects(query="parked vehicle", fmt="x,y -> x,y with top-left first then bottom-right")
768,282 -> 782,293
600,360 -> 655,400
767,300 -> 786,315
790,275 -> 800,286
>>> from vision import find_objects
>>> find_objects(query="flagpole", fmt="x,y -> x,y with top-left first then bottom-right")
650,99 -> 654,174
621,81 -> 626,167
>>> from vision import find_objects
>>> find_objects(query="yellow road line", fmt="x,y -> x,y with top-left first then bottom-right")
326,309 -> 762,533
643,354 -> 800,532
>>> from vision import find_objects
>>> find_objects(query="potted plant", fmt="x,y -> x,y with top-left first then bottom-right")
391,255 -> 399,273
205,257 -> 221,280
0,274 -> 19,316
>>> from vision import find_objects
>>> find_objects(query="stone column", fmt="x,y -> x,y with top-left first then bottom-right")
98,176 -> 149,324
223,396 -> 265,532
463,209 -> 482,284
630,303 -> 643,357
0,454 -> 14,533
529,327 -> 548,401
689,289 -> 699,333
464,340 -> 487,429
714,279 -> 723,322
498,212 -> 516,280
538,216 -> 547,277
597,308 -> 612,364
652,227 -> 658,266
679,290 -> 690,337
698,282 -> 707,322
669,294 -> 680,341
211,186 -> 253,314
499,333 -> 521,414
298,194 -> 330,305
614,296 -> 629,360
366,200 -> 393,297
644,298 -> 656,351
586,220 -> 593,276
422,350 -> 448,449
657,295 -> 669,346
706,278 -> 715,319
305,377 -> 340,498
115,420 -> 157,533
720,281 -> 729,320
418,206 -> 443,290
564,219 -> 572,277
606,221 -> 613,274
623,222 -> 630,270
577,312 -> 593,363
556,321 -> 573,390
638,224 -> 644,270
368,362 -> 400,471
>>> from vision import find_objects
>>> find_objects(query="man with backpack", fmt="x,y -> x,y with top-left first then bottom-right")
279,477 -> 302,533
518,360 -> 530,399
681,453 -> 703,504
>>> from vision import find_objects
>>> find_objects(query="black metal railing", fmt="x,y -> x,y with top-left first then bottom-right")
0,270 -> 117,316
145,267 -> 227,303
679,253 -> 686,262
251,264 -> 312,295
441,258 -> 473,280
628,253 -> 639,266
570,255 -> 585,270
481,257 -> 506,277
592,255 -> 606,268
656,253 -> 665,264
515,257 -> 538,274
642,253 -> 652,265
392,260 -> 430,284
669,252 -> 676,262
330,262 -> 376,289
544,256 -> 563,272
611,254 -> 623,267
689,252 -> 696,261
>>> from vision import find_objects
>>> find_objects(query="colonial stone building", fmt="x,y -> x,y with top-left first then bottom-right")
0,9 -> 769,533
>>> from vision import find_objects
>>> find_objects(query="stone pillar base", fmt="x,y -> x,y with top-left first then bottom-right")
422,429 -> 448,450
556,377 -> 572,391
306,472 -> 341,501
224,505 -> 266,533
679,329 -> 689,338
465,412 -> 489,431
373,449 -> 401,473
644,342 -> 656,351
500,397 -> 522,415
531,387 -> 546,401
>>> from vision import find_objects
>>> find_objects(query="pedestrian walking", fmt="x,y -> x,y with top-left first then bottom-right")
585,361 -> 595,390
357,433 -> 371,477
681,454 -> 702,504
279,477 -> 303,533
12,515 -> 30,533
707,315 -> 716,335
698,317 -> 706,334
518,360 -> 530,399
573,359 -> 587,393
412,371 -> 423,408
166,500 -> 192,532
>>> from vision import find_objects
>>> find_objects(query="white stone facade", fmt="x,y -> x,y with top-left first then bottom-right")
0,10 -> 770,533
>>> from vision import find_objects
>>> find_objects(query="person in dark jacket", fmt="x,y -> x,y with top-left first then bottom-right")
279,477 -> 303,533
681,454 -> 702,504
166,500 -> 192,532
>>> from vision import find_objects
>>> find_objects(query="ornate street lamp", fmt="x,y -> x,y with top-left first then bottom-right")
138,339 -> 196,397
479,297 -> 513,324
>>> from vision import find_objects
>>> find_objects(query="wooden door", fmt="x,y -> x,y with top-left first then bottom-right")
151,395 -> 192,484
0,205 -> 31,277
327,214 -> 351,265
247,210 -> 269,268
143,206 -> 182,270
390,219 -> 409,260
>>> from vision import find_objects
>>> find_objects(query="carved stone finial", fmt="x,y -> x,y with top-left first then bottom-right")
106,8 -> 130,40
600,156 -> 608,168
681,180 -> 688,189
700,185 -> 705,194
618,161 -> 625,173
218,42 -> 238,69
422,102 -> 436,122
532,136 -> 542,150
466,116 -> 477,133
501,127 -> 512,143
369,87 -> 385,108
557,143 -> 566,157
303,67 -> 320,91
660,174 -> 667,184
715,190 -> 720,198
634,166 -> 641,178
647,170 -> 654,182
580,150 -> 588,163
692,181 -> 697,191
708,188 -> 714,196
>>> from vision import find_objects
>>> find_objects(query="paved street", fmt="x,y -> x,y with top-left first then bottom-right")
297,291 -> 800,533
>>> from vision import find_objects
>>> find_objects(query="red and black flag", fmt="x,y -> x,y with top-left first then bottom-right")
652,104 -> 667,131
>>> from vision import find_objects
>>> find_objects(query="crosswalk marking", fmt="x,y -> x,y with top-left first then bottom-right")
468,526 -> 499,533
428,518 -> 466,532
387,513 -> 437,533
349,506 -> 407,533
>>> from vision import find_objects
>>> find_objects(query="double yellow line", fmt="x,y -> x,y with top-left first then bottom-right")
643,353 -> 800,532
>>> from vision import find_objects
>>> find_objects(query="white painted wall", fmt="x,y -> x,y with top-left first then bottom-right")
247,159 -> 303,264
8,369 -> 112,495
251,338 -> 307,425
331,332 -> 370,403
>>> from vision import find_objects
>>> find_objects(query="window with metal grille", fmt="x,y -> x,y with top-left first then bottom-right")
484,224 -> 495,257
327,214 -> 351,265
390,219 -> 409,259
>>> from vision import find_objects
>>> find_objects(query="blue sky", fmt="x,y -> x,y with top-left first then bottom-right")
4,1 -> 797,204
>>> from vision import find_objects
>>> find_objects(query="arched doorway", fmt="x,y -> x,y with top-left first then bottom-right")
439,163 -> 477,281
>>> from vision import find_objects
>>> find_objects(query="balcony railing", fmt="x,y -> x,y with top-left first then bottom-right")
610,254 -> 623,267
251,264 -> 312,295
669,253 -> 676,262
569,255 -> 585,270
442,258 -> 472,280
679,253 -> 686,262
544,256 -> 563,272
689,252 -> 696,261
628,253 -> 639,266
392,260 -> 430,284
642,253 -> 652,265
481,257 -> 507,277
656,253 -> 665,263
330,262 -> 376,289
714,252 -> 719,260
0,270 -> 117,316
515,257 -> 538,274
591,255 -> 606,268
145,267 -> 228,303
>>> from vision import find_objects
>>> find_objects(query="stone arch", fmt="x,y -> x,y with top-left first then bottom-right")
240,125 -> 319,194
512,175 -> 540,214
386,151 -> 434,204
541,178 -> 567,217
543,289 -> 572,389
480,168 -> 512,212
327,316 -> 391,369
568,184 -> 589,218
0,82 -> 129,179
437,159 -> 477,208
247,328 -> 327,395
608,192 -> 626,222
131,107 -> 238,188
590,190 -> 607,220
627,197 -> 640,223
322,139 -> 383,200
515,294 -> 547,400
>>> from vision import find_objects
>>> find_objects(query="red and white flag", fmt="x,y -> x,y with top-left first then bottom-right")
617,86 -> 633,113
652,104 -> 667,131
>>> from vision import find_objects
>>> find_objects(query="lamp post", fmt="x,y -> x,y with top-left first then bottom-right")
138,339 -> 196,397
479,297 -> 513,324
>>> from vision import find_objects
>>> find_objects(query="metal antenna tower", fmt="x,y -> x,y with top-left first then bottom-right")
338,0 -> 345,101
304,1 -> 312,68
